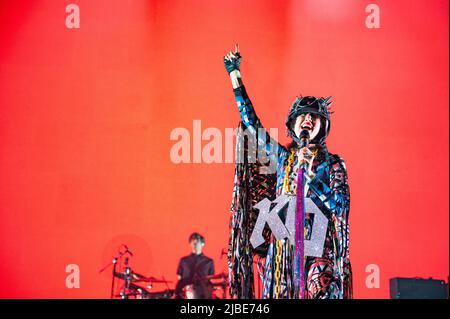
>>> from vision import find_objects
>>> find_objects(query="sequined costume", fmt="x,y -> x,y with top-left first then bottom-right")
227,85 -> 352,299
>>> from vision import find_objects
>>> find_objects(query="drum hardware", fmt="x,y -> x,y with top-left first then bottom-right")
99,244 -> 134,299
101,246 -> 229,299
113,271 -> 172,284
145,289 -> 175,299
179,273 -> 228,299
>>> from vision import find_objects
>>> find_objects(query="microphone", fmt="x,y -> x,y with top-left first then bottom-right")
122,244 -> 134,257
299,130 -> 310,148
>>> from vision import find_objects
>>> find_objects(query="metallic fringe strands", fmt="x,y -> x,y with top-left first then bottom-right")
228,123 -> 276,299
294,166 -> 305,299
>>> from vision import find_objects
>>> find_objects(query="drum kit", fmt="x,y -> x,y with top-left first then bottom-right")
181,273 -> 228,299
99,245 -> 228,299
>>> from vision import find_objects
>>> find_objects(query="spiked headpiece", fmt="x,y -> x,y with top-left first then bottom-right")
285,95 -> 333,145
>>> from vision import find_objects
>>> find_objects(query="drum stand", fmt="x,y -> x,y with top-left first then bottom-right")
99,248 -> 130,299
121,257 -> 132,299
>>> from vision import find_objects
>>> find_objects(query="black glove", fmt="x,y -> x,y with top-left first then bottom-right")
224,52 -> 242,75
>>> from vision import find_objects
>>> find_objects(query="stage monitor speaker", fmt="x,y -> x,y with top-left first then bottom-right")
390,277 -> 448,299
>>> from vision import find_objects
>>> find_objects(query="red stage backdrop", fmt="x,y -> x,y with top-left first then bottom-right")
0,0 -> 448,298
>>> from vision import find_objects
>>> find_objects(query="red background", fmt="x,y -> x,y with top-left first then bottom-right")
0,0 -> 448,298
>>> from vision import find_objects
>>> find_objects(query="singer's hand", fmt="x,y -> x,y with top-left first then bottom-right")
298,147 -> 316,177
224,44 -> 241,75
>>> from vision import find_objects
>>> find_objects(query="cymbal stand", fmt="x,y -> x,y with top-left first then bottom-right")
121,257 -> 132,299
99,249 -> 128,299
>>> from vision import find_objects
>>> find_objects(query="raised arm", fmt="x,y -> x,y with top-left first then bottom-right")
224,44 -> 285,158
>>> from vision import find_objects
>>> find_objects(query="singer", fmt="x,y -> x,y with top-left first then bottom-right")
225,44 -> 352,299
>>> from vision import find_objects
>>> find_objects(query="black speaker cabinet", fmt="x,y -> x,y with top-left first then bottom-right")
390,277 -> 448,299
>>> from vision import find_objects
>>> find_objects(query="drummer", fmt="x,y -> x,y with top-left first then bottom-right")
175,232 -> 215,299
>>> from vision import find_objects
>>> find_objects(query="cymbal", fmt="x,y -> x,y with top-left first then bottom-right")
131,272 -> 151,281
114,270 -> 173,283
138,276 -> 173,283
114,271 -> 144,282
114,271 -> 134,281
129,283 -> 151,293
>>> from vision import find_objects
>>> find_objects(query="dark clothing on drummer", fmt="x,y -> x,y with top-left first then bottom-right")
175,253 -> 215,298
177,253 -> 215,279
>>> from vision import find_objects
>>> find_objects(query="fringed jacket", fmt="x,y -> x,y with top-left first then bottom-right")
228,85 -> 352,299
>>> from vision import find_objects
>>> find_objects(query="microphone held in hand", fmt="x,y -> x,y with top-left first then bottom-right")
299,130 -> 310,148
